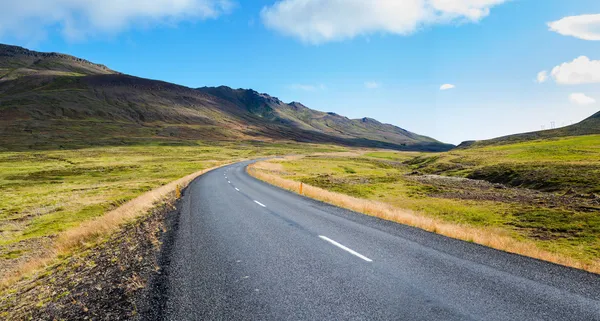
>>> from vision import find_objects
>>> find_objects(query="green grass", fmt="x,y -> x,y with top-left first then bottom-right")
469,135 -> 600,162
0,250 -> 23,259
278,156 -> 515,227
0,142 -> 346,259
270,137 -> 600,265
364,151 -> 421,161
411,135 -> 600,193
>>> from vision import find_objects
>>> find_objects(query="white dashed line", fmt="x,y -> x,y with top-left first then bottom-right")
235,188 -> 240,191
319,235 -> 373,262
254,200 -> 266,207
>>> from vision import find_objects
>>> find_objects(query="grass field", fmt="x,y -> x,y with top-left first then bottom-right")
0,141 -> 346,278
408,134 -> 600,194
250,135 -> 600,271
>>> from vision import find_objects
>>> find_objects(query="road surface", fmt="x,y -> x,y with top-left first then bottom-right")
144,160 -> 600,320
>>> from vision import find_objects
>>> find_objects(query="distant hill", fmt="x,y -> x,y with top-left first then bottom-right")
197,86 -> 451,151
0,43 -> 453,151
458,111 -> 600,148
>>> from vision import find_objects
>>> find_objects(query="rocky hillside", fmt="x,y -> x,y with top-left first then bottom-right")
0,44 -> 114,80
0,44 -> 452,151
197,86 -> 451,151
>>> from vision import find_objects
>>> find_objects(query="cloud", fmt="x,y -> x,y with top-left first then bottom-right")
0,0 -> 234,41
261,0 -> 508,44
548,14 -> 600,41
536,70 -> 548,83
440,84 -> 455,90
549,56 -> 600,85
364,81 -> 381,89
289,83 -> 326,91
569,93 -> 596,105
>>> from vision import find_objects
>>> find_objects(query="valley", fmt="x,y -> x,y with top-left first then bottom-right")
0,42 -> 599,320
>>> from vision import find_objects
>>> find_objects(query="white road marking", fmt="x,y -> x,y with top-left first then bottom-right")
228,181 -> 231,184
254,200 -> 266,207
235,188 -> 240,191
318,235 -> 373,262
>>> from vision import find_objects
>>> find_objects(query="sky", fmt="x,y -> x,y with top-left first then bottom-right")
1,0 -> 600,144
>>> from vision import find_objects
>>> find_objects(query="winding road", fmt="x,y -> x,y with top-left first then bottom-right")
145,160 -> 600,320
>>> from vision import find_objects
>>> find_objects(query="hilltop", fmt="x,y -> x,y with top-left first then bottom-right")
458,110 -> 600,148
0,44 -> 115,79
0,44 -> 452,152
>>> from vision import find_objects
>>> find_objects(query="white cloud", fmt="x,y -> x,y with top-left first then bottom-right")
536,70 -> 548,83
569,93 -> 596,105
364,81 -> 381,89
440,84 -> 455,90
261,0 -> 509,44
289,83 -> 326,91
0,0 -> 234,41
550,56 -> 600,85
548,14 -> 600,41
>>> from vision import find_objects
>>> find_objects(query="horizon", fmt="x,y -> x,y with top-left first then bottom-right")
3,2 -> 600,318
1,1 -> 600,144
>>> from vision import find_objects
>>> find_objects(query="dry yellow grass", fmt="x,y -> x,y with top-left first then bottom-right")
248,162 -> 600,274
1,161 -> 234,288
252,160 -> 286,173
307,150 -> 367,158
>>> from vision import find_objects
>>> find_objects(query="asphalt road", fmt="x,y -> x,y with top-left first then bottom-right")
146,160 -> 600,320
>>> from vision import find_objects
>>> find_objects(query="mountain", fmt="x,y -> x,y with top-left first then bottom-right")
458,111 -> 600,148
196,86 -> 450,150
0,44 -> 453,151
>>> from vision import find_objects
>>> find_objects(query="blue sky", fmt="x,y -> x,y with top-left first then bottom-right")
1,0 -> 600,144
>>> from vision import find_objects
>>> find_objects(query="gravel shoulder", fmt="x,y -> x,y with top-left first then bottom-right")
0,197 -> 183,320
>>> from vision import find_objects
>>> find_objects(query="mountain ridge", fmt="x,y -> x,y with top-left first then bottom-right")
0,43 -> 115,79
196,86 -> 446,149
0,43 -> 453,152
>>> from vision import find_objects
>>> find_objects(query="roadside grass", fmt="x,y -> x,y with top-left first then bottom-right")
248,137 -> 600,273
0,141 -> 346,282
251,156 -> 517,229
1,165 -> 217,289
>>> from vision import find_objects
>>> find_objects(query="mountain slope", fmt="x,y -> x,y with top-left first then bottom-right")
0,44 -> 452,151
197,86 -> 450,150
458,111 -> 600,148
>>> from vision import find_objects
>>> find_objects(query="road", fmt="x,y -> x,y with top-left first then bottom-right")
144,160 -> 600,320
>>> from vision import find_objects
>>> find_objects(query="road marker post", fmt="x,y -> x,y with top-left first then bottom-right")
300,182 -> 303,195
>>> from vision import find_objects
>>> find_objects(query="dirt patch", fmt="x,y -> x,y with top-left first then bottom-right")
0,237 -> 53,278
0,198 -> 180,320
408,174 -> 600,212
